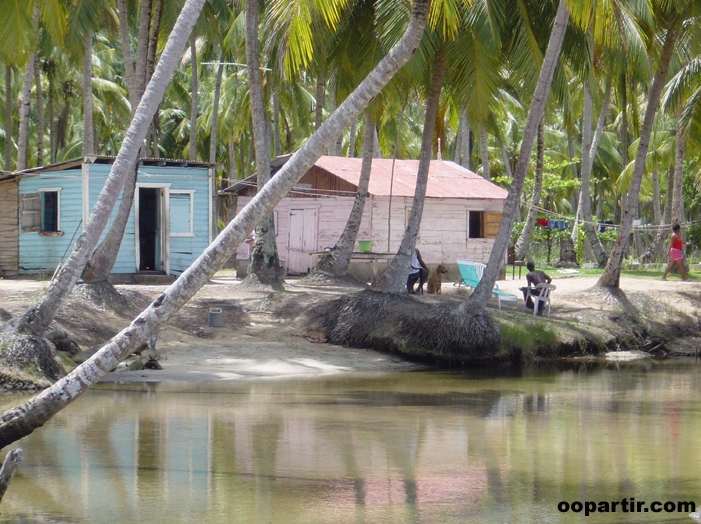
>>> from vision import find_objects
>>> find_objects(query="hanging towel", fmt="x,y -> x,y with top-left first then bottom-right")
537,218 -> 548,227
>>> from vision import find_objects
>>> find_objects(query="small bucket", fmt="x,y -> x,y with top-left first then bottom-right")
358,239 -> 372,252
208,307 -> 223,328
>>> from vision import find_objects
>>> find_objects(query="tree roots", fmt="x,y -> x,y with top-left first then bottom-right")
306,290 -> 500,366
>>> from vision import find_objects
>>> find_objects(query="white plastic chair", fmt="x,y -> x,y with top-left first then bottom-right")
522,283 -> 556,317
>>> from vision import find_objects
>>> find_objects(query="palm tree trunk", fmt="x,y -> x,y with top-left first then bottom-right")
16,53 -> 35,172
497,133 -> 518,221
273,86 -> 281,157
0,0 -> 430,448
373,47 -> 446,293
118,0 -> 136,113
210,53 -> 225,164
189,33 -> 198,161
10,0 -> 209,337
34,57 -> 44,167
479,125 -> 489,179
469,0 -> 569,309
671,101 -> 685,225
245,0 -> 284,287
4,66 -> 12,172
598,28 -> 677,288
347,117 -> 357,157
315,70 -> 326,130
82,33 -> 94,155
577,78 -> 610,266
134,0 -> 152,102
514,122 -> 544,261
459,112 -> 471,170
315,112 -> 375,276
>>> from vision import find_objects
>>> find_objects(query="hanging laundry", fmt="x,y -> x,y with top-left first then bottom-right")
598,220 -> 614,233
537,218 -> 548,227
546,219 -> 567,231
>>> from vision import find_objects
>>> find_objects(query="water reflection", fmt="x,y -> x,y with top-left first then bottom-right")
1,361 -> 700,523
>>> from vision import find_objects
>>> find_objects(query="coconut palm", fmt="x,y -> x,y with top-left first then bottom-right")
598,0 -> 701,288
0,0 -> 430,449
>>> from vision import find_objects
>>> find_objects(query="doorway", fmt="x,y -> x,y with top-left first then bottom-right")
138,187 -> 163,271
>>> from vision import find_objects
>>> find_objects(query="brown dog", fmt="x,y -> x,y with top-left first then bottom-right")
426,264 -> 448,294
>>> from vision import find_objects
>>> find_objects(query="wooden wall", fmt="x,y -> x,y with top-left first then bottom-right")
0,179 -> 18,276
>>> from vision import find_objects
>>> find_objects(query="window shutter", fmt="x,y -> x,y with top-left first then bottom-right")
21,193 -> 40,233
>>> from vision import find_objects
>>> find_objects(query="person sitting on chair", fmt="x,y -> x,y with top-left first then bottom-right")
520,261 -> 552,313
407,248 -> 429,294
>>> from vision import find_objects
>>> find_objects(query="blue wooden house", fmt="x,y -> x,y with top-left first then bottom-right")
0,156 -> 218,279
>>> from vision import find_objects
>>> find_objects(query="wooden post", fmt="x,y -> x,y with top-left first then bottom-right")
0,448 -> 23,504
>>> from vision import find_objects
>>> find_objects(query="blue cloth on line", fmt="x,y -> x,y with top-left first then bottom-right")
546,219 -> 566,231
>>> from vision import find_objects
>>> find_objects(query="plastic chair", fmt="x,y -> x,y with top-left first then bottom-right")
456,259 -> 519,309
523,283 -> 556,317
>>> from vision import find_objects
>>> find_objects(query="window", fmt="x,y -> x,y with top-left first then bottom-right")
169,190 -> 194,236
468,211 -> 484,239
21,189 -> 61,233
41,191 -> 59,232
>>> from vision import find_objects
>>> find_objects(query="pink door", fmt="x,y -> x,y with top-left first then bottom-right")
287,208 -> 318,274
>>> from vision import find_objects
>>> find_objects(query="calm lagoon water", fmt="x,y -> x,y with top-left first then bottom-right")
1,360 -> 700,523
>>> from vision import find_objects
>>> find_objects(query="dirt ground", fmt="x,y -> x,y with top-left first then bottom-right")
0,269 -> 698,383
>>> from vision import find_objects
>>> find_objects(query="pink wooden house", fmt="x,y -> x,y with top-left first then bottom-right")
224,156 -> 508,278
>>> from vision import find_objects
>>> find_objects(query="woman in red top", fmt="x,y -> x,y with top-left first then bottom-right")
661,223 -> 688,281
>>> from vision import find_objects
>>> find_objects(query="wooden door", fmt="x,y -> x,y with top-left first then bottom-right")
287,208 -> 318,274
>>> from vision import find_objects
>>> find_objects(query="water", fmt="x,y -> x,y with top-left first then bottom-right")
1,360 -> 700,523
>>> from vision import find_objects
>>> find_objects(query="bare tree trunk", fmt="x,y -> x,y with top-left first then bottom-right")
210,53 -> 225,163
315,70 -> 326,130
189,33 -> 198,161
146,0 -> 164,156
315,113 -> 375,276
118,0 -> 136,113
47,64 -> 56,164
598,28 -> 677,288
514,122 -> 544,261
497,133 -> 518,221
373,47 -> 446,292
671,102 -> 685,225
469,0 -> 568,309
3,65 -> 11,171
0,0 -> 429,449
347,117 -> 357,157
82,33 -> 94,155
478,125 -> 489,179
34,58 -> 44,167
245,0 -> 284,287
134,0 -> 152,102
0,448 -> 22,504
272,87 -> 281,157
16,54 -> 35,171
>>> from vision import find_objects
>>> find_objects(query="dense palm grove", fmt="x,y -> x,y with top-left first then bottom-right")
3,0 -> 701,270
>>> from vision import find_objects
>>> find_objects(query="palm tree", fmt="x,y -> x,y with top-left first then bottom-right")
468,0 -> 569,310
0,0 -> 430,449
598,0 -> 698,288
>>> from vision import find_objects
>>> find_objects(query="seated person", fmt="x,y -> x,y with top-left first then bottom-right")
519,261 -> 552,313
407,248 -> 429,294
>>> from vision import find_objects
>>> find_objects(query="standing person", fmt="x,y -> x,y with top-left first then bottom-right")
661,223 -> 688,281
407,248 -> 429,294
520,261 -> 552,313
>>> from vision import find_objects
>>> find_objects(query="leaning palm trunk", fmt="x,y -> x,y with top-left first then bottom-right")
118,0 -> 137,112
0,0 -> 429,449
513,122 -> 544,261
189,33 -> 198,161
373,47 -> 446,293
314,113 -> 375,276
597,29 -> 677,288
469,0 -> 569,309
34,58 -> 44,166
80,166 -> 138,284
6,0 -> 209,339
3,66 -> 11,171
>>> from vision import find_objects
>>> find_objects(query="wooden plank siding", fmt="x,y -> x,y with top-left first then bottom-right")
370,196 -> 503,266
234,195 -> 371,273
18,162 -> 211,276
19,170 -> 84,273
0,179 -> 19,276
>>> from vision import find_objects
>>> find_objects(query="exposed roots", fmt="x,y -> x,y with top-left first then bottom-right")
306,290 -> 500,366
0,323 -> 66,388
73,281 -> 129,313
302,269 -> 366,288
239,272 -> 285,292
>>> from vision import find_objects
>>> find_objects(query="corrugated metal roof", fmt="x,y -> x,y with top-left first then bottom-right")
314,156 -> 508,199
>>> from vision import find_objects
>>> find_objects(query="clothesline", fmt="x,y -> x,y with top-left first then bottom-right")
526,203 -> 701,232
